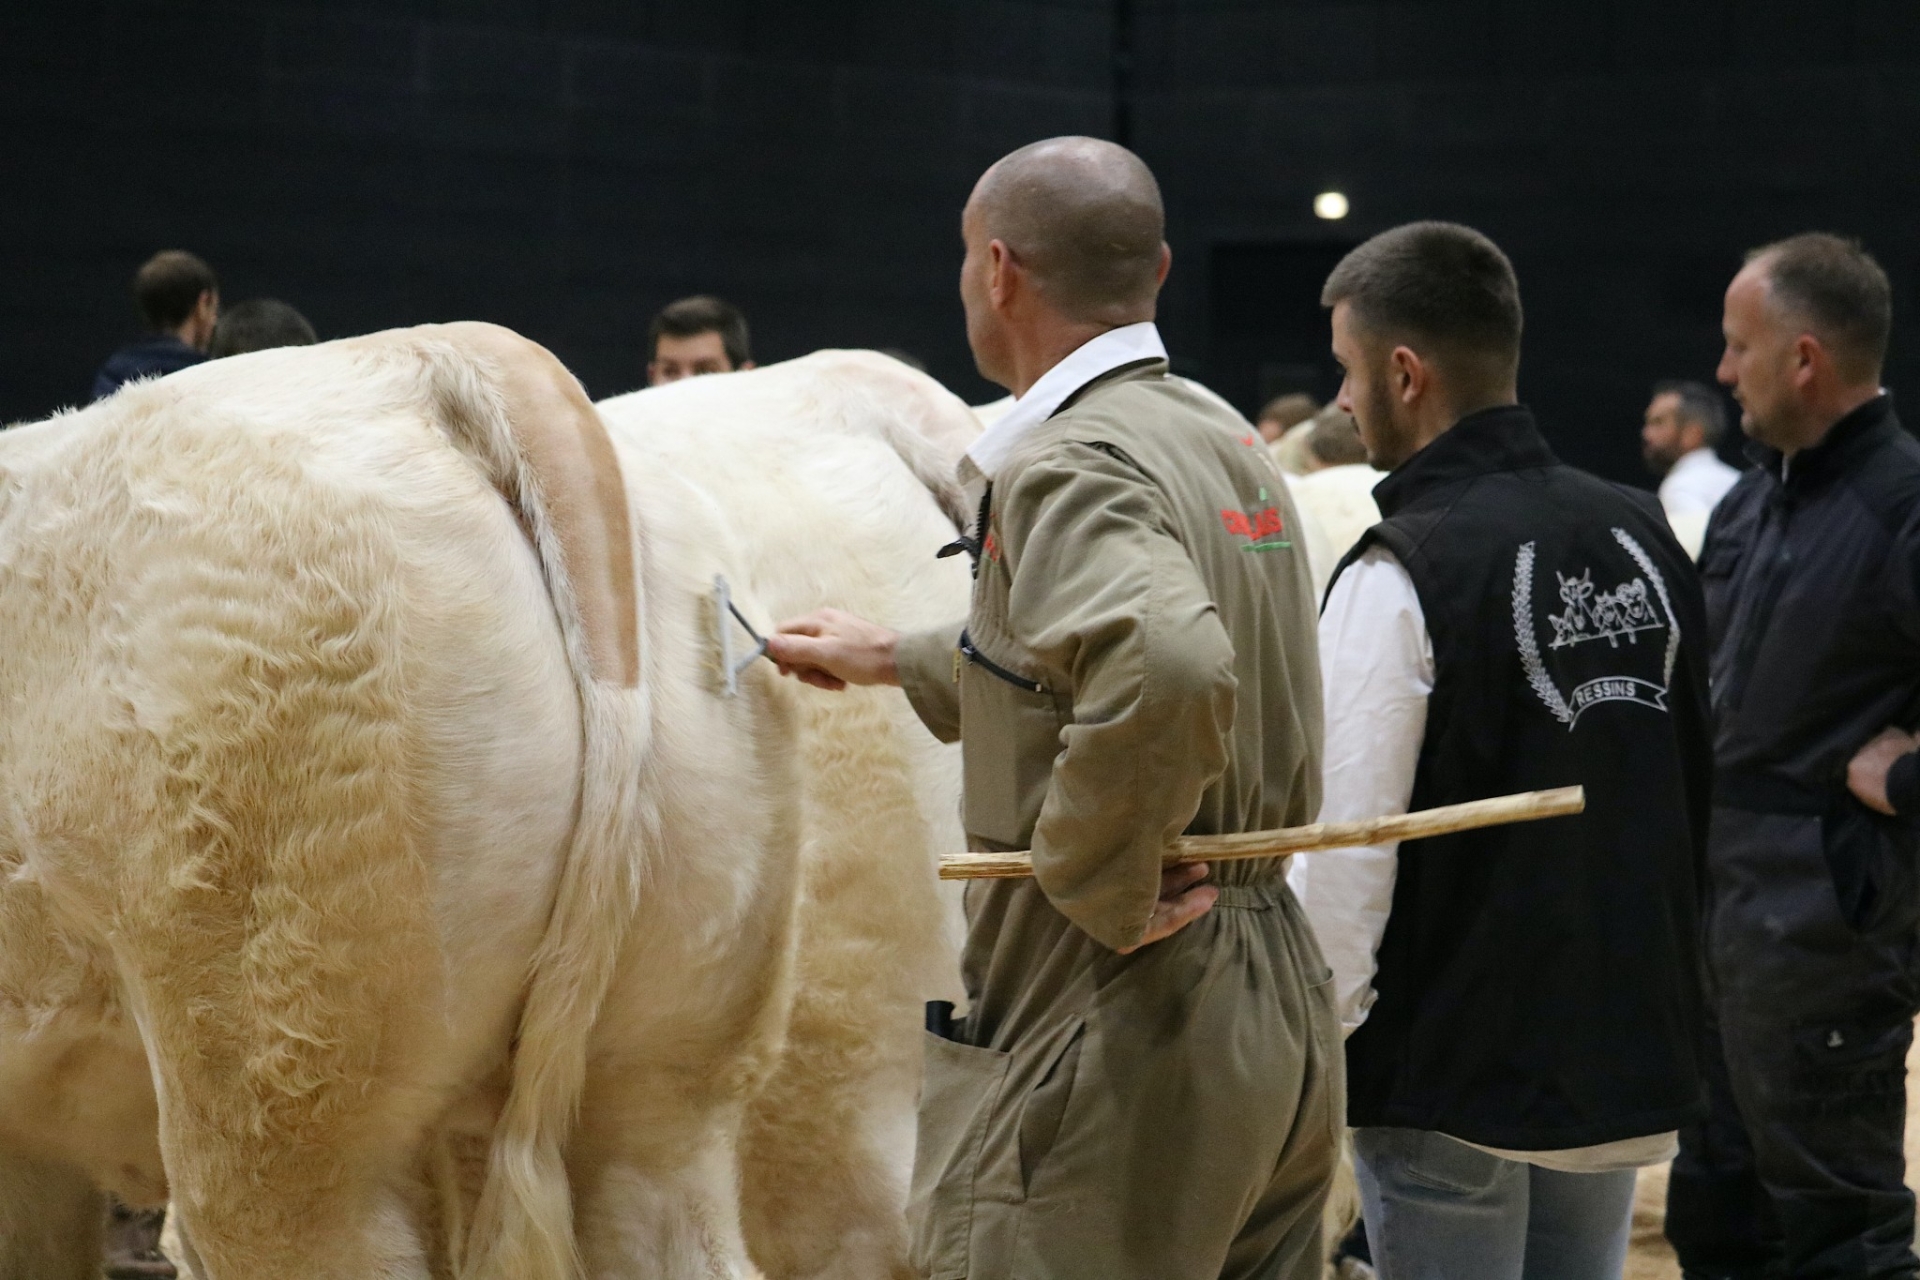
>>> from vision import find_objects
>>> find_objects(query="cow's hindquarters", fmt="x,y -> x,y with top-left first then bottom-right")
0,332 -> 591,1279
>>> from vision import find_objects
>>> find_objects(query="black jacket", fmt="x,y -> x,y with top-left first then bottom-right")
92,335 -> 205,401
1335,406 -> 1712,1148
1703,393 -> 1920,933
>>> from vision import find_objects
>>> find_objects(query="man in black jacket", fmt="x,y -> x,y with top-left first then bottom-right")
1666,234 -> 1920,1280
1291,222 -> 1712,1277
91,250 -> 218,400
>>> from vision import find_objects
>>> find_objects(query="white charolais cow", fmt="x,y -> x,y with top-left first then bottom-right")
0,328 -> 971,1280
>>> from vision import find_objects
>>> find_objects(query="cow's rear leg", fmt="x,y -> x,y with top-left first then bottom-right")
571,1090 -> 764,1280
155,1121 -> 435,1280
124,933 -> 445,1280
740,690 -> 947,1280
113,776 -> 448,1276
740,1033 -> 918,1280
0,1151 -> 101,1280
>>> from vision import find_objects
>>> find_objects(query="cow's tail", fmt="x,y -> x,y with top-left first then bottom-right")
818,350 -> 979,534
412,328 -> 652,1280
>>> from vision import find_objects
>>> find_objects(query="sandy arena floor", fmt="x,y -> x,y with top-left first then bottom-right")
1624,1023 -> 1920,1278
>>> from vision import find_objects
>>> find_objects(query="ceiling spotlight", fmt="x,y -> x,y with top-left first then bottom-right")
1314,190 -> 1350,221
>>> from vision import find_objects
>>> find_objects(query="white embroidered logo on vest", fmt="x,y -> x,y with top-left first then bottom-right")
1513,528 -> 1680,728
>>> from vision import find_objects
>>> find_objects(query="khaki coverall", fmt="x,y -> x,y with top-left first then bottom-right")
897,361 -> 1342,1279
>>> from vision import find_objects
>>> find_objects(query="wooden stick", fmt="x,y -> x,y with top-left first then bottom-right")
937,785 -> 1585,881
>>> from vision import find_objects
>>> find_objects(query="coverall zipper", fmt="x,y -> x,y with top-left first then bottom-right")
958,631 -> 1046,694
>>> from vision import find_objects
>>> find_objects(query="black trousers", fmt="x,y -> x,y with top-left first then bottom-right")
1668,807 -> 1920,1280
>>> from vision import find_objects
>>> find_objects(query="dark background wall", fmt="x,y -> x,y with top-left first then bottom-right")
4,0 -> 1917,484
1135,0 -> 1920,478
0,0 -> 1113,420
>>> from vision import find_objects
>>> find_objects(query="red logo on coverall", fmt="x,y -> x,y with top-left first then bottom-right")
1220,506 -> 1285,541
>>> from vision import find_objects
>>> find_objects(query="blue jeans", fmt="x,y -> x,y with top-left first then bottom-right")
1354,1127 -> 1638,1280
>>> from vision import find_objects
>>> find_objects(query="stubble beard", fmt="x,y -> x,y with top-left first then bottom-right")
1365,369 -> 1419,471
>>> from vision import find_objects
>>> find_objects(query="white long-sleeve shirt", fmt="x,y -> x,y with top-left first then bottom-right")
1658,447 -> 1741,558
1289,544 -> 1675,1173
1657,446 -> 1740,521
1287,546 -> 1430,1033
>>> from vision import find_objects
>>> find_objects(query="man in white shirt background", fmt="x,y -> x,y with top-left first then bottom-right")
1289,222 -> 1714,1279
1643,379 -> 1741,558
1283,406 -> 1384,602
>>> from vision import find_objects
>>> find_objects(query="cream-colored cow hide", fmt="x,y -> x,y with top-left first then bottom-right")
0,329 -> 971,1280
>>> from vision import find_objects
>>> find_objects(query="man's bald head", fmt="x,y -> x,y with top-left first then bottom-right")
968,136 -> 1167,325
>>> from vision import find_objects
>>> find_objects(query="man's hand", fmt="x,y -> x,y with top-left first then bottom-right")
765,608 -> 902,692
1116,862 -> 1219,954
1848,726 -> 1919,816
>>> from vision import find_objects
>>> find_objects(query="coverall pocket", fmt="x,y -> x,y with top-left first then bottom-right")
1820,797 -> 1920,937
910,1032 -> 1011,1280
1305,966 -> 1343,1149
959,651 -> 1064,848
1017,1020 -> 1086,1194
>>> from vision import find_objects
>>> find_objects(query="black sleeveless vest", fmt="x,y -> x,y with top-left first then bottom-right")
1334,406 -> 1712,1149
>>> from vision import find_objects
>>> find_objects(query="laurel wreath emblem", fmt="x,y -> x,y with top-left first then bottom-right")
1513,529 -> 1679,730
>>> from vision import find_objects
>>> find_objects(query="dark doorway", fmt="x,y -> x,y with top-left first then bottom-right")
1207,241 -> 1357,418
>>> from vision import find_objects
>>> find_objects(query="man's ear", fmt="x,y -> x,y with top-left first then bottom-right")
1390,345 -> 1428,404
1155,241 -> 1172,288
987,238 -> 1019,311
1792,333 -> 1828,392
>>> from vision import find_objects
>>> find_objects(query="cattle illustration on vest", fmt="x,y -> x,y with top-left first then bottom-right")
1547,570 -> 1662,650
1513,528 -> 1681,727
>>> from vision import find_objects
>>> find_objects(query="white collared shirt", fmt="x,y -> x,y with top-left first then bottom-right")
1658,447 -> 1740,522
964,322 -> 1167,481
1657,448 -> 1741,558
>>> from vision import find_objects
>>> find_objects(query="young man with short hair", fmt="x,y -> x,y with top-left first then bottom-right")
1290,221 -> 1713,1277
645,294 -> 754,385
92,250 -> 219,400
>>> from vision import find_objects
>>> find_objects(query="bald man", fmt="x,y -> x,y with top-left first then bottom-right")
768,137 -> 1338,1278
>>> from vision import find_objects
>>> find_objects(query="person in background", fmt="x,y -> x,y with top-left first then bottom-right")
1291,222 -> 1712,1279
1260,391 -> 1321,443
645,294 -> 754,385
1300,404 -> 1370,471
209,298 -> 317,358
1284,406 -> 1382,601
92,250 -> 219,400
1263,391 -> 1324,473
1665,233 -> 1920,1280
1643,379 -> 1740,557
